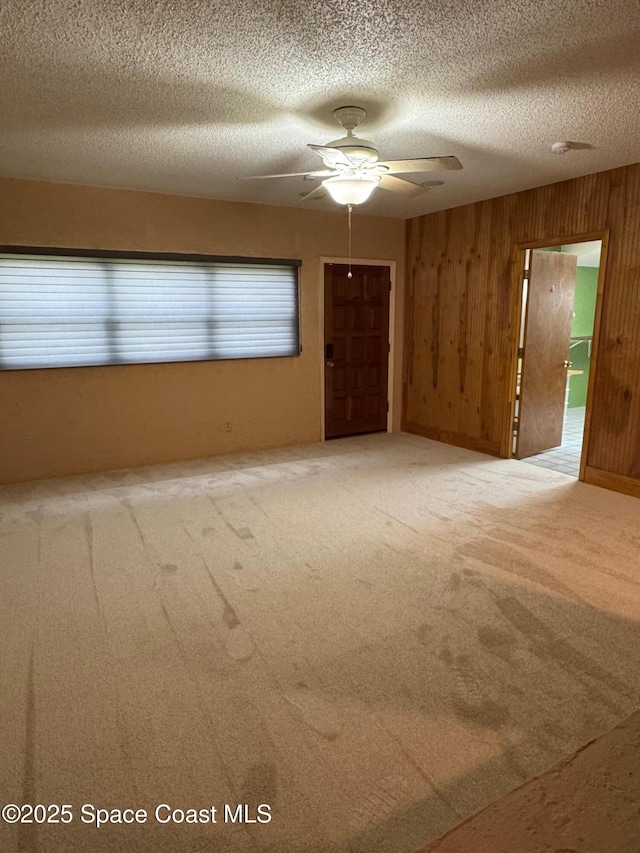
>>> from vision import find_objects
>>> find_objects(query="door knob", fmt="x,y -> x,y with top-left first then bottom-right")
326,361 -> 335,368
563,360 -> 573,368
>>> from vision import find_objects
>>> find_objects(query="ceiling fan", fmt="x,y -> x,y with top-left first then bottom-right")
242,106 -> 462,206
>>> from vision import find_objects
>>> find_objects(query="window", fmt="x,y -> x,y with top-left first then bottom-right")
0,249 -> 301,370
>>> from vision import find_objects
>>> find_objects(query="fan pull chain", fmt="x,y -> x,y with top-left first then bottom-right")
347,204 -> 353,278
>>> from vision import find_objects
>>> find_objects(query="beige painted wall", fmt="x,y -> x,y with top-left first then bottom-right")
0,178 -> 405,483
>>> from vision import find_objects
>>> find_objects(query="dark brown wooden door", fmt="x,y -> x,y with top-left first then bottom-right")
516,250 -> 577,459
324,263 -> 390,438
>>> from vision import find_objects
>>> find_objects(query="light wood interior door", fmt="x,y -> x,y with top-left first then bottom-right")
324,263 -> 390,439
516,250 -> 577,459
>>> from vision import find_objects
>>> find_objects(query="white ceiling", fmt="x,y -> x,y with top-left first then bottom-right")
2,1 -> 640,219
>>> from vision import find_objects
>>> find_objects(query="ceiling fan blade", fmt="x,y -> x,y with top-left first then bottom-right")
378,174 -> 426,198
377,156 -> 463,174
239,169 -> 335,180
307,144 -> 353,169
300,185 -> 328,202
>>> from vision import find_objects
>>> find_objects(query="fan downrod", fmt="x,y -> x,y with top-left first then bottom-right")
333,106 -> 367,133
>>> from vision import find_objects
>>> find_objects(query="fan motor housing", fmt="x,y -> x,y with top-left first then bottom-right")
326,136 -> 379,163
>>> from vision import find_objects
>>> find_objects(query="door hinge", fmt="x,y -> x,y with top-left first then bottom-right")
518,347 -> 525,357
388,342 -> 391,353
387,401 -> 390,412
523,269 -> 530,280
513,420 -> 520,432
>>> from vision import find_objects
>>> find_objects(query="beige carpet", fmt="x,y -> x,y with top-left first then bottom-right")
1,432 -> 640,853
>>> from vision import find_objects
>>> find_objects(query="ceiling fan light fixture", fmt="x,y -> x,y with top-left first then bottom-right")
322,174 -> 380,205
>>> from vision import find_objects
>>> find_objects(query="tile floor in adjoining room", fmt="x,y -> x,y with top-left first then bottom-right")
522,406 -> 585,477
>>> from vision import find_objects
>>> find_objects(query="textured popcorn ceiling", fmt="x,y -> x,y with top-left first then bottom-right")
1,0 -> 640,218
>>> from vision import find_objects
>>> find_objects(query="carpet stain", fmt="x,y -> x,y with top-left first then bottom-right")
222,606 -> 241,630
246,493 -> 269,518
84,513 -> 105,628
160,602 -> 176,633
417,624 -> 433,646
399,684 -> 413,701
451,653 -> 510,729
209,496 -> 256,542
241,762 -> 278,808
283,686 -> 341,740
347,774 -> 412,832
457,538 -> 582,603
439,646 -> 454,666
449,572 -> 462,591
225,626 -> 255,662
236,527 -> 255,540
160,562 -> 178,574
494,596 -> 632,708
202,561 -> 241,629
452,696 -> 510,729
477,625 -> 516,662
18,650 -> 37,853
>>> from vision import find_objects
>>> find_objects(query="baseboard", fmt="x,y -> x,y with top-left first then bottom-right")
402,421 -> 502,457
583,466 -> 640,499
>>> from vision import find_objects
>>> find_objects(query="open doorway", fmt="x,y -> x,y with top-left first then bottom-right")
513,239 -> 603,476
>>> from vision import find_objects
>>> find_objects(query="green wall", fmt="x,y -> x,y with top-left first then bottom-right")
568,265 -> 598,408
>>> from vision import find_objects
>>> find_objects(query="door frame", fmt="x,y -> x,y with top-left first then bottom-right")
506,230 -> 610,481
320,257 -> 396,441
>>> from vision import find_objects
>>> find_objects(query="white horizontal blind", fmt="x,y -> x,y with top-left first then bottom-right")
0,253 -> 300,369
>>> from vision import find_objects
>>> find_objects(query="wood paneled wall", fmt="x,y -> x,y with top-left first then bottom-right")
403,163 -> 640,492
